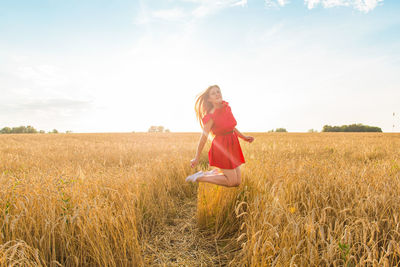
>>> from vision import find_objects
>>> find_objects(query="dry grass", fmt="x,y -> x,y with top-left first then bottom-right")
1,132 -> 400,266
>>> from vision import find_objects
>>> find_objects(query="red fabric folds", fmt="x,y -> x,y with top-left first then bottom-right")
202,101 -> 245,169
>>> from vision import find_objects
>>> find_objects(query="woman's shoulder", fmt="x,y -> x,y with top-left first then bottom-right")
222,101 -> 231,111
202,112 -> 214,125
222,100 -> 230,109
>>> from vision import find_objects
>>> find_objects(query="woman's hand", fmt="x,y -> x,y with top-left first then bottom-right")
234,128 -> 254,143
191,157 -> 199,168
244,136 -> 254,143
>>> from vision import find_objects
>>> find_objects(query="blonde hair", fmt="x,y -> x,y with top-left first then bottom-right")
194,85 -> 220,129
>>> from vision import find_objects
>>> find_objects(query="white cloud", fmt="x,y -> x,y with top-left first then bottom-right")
354,0 -> 383,13
277,0 -> 290,6
265,0 -> 290,8
231,0 -> 248,7
191,5 -> 215,17
134,0 -> 247,24
133,0 -> 151,25
305,0 -> 320,9
15,64 -> 67,88
304,0 -> 383,12
152,7 -> 187,21
191,0 -> 248,18
322,0 -> 350,8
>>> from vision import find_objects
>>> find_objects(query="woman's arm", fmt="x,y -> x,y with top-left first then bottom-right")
191,119 -> 213,168
234,127 -> 254,143
234,127 -> 246,139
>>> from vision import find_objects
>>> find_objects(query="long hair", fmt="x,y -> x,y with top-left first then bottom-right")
195,85 -> 220,129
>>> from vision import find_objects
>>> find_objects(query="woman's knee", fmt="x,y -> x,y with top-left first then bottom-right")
229,180 -> 241,187
227,181 -> 240,187
234,176 -> 241,187
235,170 -> 241,185
222,169 -> 241,187
229,167 -> 241,187
225,173 -> 240,187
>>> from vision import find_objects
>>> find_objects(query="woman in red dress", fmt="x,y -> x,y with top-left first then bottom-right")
186,85 -> 254,187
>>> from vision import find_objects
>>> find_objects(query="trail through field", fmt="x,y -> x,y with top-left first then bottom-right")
142,197 -> 231,266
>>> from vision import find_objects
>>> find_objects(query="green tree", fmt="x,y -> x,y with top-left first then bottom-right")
26,125 -> 38,133
148,126 -> 157,133
322,124 -> 382,132
0,127 -> 12,134
275,128 -> 287,132
12,126 -> 26,133
148,126 -> 167,133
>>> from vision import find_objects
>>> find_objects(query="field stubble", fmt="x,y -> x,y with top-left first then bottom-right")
1,132 -> 400,266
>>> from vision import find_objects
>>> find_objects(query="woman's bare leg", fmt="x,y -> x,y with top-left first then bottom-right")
196,168 -> 240,187
235,165 -> 242,186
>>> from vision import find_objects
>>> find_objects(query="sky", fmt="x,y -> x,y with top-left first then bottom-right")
1,0 -> 399,133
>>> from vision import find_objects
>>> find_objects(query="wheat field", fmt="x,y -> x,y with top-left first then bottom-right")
1,132 -> 400,266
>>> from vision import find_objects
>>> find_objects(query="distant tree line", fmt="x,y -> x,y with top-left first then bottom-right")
0,125 -> 63,134
148,126 -> 170,133
322,123 -> 382,132
268,128 -> 287,132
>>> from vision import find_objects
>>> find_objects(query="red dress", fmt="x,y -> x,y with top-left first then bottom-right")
202,101 -> 245,169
